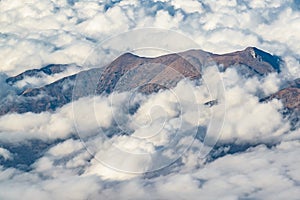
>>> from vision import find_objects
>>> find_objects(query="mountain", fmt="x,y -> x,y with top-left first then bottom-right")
0,47 -> 294,117
0,68 -> 102,115
6,64 -> 82,87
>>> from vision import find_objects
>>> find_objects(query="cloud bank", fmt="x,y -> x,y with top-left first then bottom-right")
1,66 -> 298,199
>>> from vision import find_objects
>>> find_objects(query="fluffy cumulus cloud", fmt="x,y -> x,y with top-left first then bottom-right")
219,69 -> 291,144
0,0 -> 300,199
0,106 -> 74,143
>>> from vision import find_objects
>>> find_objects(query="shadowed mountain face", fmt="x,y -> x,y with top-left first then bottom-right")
211,47 -> 281,74
0,47 -> 294,117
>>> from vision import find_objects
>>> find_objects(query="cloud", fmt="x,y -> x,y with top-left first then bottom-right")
0,0 -> 300,199
0,65 -> 298,198
0,111 -> 74,143
0,167 -> 102,200
218,68 -> 291,144
1,141 -> 299,199
0,148 -> 12,160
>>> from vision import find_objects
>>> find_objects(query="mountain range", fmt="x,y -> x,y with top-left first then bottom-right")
1,47 -> 299,128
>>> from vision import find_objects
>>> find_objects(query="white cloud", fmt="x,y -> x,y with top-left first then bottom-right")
0,148 -> 12,160
216,68 -> 291,144
47,139 -> 83,157
0,106 -> 74,143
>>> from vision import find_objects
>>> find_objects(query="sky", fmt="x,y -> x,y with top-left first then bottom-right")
0,0 -> 300,199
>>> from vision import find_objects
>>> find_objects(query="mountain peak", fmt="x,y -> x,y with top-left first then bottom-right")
244,46 -> 259,58
243,47 -> 282,72
116,52 -> 140,60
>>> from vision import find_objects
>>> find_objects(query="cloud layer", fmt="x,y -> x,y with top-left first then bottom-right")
1,66 -> 298,199
0,0 -> 300,199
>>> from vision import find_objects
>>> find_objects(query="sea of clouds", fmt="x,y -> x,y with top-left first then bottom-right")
0,0 -> 300,199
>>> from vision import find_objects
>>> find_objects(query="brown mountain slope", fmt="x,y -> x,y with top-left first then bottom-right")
95,47 -> 281,94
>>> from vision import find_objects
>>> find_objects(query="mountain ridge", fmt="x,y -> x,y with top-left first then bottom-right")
1,47 -> 297,122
